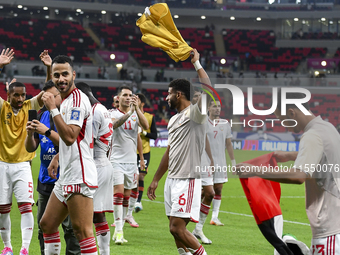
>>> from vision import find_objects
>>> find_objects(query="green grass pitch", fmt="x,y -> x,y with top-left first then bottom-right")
4,148 -> 310,254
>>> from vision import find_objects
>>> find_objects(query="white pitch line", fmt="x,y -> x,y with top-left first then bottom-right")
142,199 -> 310,226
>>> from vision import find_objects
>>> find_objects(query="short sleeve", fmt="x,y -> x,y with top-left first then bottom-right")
293,130 -> 324,177
65,100 -> 87,127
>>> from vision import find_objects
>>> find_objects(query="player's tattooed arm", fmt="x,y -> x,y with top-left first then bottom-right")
111,112 -> 132,129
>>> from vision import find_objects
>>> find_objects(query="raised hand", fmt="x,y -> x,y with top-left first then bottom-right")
39,50 -> 52,67
190,48 -> 200,64
0,48 -> 15,68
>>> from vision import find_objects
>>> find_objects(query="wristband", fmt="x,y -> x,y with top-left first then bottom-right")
142,130 -> 147,136
127,110 -> 133,116
193,60 -> 202,71
50,108 -> 60,118
231,159 -> 236,167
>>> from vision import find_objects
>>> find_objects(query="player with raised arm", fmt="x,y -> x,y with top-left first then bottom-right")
207,100 -> 236,227
147,49 -> 210,255
26,51 -> 81,255
0,48 -> 45,255
39,55 -> 98,255
109,86 -> 149,244
236,91 -> 340,254
76,82 -> 113,255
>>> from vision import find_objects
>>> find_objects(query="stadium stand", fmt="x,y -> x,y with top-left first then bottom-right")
223,29 -> 327,72
0,17 -> 97,63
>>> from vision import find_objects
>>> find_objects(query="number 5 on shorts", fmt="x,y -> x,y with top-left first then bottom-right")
179,193 -> 186,206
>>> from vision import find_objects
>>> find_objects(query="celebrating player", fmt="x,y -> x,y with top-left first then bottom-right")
25,80 -> 80,255
109,86 -> 149,244
39,55 -> 98,255
148,49 -> 210,255
0,48 -> 45,255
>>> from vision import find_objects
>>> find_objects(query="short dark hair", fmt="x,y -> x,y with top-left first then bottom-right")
76,82 -> 92,95
168,79 -> 193,101
52,55 -> 74,69
276,89 -> 310,113
118,85 -> 132,95
8,82 -> 25,93
136,93 -> 146,104
42,80 -> 56,91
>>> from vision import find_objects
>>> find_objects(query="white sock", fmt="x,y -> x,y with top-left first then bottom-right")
195,203 -> 210,232
211,195 -> 221,220
113,193 -> 124,232
178,248 -> 192,255
0,205 -> 12,249
127,191 -> 138,217
44,232 -> 61,255
19,203 -> 34,251
123,196 -> 129,220
95,222 -> 110,255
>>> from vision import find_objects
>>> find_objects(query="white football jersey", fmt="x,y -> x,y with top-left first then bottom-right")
206,118 -> 232,167
58,88 -> 97,188
92,103 -> 113,166
109,109 -> 139,163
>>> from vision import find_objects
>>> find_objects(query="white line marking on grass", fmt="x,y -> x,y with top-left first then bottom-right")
142,199 -> 310,226
219,210 -> 310,226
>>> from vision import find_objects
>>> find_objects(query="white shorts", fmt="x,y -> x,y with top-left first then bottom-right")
213,166 -> 228,184
0,161 -> 34,204
93,164 -> 114,213
201,167 -> 213,187
53,181 -> 96,204
164,178 -> 201,223
310,233 -> 340,255
112,162 -> 138,190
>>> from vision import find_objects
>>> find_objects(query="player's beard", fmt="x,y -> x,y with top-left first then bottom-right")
168,97 -> 177,110
57,80 -> 73,94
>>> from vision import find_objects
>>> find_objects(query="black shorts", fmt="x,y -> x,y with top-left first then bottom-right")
137,152 -> 150,174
